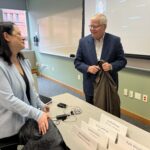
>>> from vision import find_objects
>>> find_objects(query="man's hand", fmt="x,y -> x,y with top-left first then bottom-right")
87,65 -> 100,74
102,62 -> 112,71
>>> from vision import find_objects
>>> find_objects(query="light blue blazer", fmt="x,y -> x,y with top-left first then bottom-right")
0,58 -> 45,138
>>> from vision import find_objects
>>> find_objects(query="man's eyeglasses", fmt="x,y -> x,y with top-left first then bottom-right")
89,25 -> 102,30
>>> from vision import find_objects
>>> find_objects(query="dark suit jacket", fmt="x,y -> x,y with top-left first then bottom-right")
74,33 -> 127,97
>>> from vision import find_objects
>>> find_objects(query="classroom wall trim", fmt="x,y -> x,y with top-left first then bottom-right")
40,74 -> 84,97
121,109 -> 150,126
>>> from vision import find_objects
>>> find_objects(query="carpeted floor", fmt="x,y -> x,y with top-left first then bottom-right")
37,76 -> 84,100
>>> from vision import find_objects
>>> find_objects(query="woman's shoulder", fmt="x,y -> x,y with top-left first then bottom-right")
0,57 -> 4,63
0,58 -> 8,68
20,58 -> 31,69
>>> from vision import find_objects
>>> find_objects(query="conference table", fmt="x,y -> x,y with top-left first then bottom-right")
48,93 -> 150,150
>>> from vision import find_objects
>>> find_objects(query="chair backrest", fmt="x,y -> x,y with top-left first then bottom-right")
0,142 -> 17,149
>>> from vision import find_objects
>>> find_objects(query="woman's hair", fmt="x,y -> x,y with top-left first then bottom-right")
0,21 -> 24,65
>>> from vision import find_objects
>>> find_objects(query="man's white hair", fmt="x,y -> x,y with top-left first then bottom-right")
91,13 -> 107,25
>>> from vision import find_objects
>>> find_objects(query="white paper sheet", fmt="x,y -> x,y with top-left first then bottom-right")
71,125 -> 98,150
100,113 -> 128,136
108,141 -> 126,150
81,121 -> 108,149
88,118 -> 117,143
118,135 -> 149,150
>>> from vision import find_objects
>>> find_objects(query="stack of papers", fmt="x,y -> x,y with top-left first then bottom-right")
71,113 -> 149,150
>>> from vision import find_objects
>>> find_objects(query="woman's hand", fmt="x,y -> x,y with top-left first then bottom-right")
37,112 -> 50,135
43,105 -> 50,112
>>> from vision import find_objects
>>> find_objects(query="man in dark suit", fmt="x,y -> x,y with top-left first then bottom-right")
74,13 -> 127,104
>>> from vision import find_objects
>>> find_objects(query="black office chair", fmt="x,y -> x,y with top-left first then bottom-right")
0,141 -> 18,149
0,95 -> 51,150
39,95 -> 52,104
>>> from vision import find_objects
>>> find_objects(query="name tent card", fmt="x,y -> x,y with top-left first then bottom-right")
108,141 -> 126,150
100,113 -> 128,136
88,118 -> 117,143
117,135 -> 150,150
71,125 -> 98,150
81,121 -> 108,149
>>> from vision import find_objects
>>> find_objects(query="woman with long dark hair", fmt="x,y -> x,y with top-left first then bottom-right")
0,22 -> 50,150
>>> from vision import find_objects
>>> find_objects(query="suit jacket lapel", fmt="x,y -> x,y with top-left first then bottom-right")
101,33 -> 110,60
87,36 -> 98,64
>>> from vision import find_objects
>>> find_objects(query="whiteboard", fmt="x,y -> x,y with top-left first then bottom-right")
84,0 -> 150,56
38,7 -> 82,57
